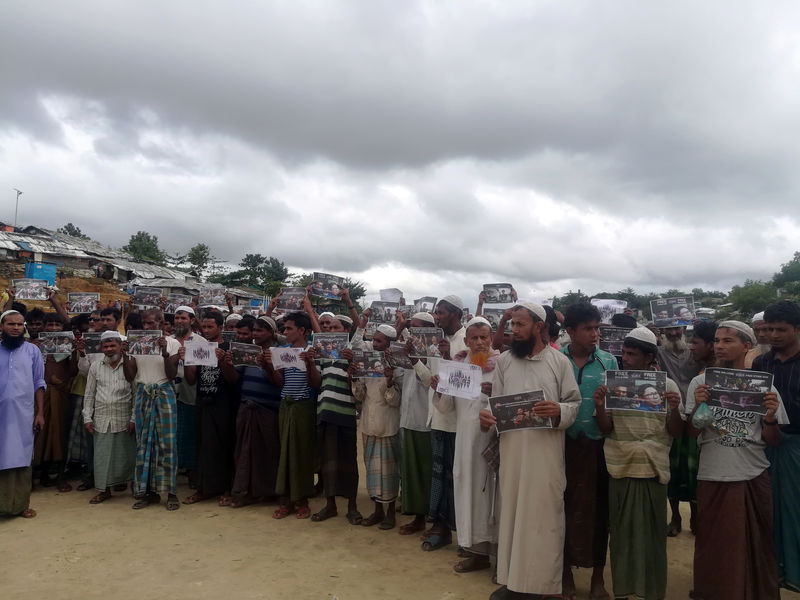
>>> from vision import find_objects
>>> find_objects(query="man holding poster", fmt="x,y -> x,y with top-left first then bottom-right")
479,301 -> 580,599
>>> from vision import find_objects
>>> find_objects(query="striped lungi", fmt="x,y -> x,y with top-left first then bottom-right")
134,382 -> 178,496
363,433 -> 401,504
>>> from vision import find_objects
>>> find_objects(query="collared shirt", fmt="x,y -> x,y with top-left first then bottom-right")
134,336 -> 181,385
561,344 -> 618,440
753,349 -> 800,434
83,355 -> 134,433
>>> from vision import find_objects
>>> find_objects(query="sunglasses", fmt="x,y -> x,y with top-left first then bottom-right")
89,317 -> 100,322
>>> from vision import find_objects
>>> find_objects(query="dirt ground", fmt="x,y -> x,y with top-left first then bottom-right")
3,476 -> 799,600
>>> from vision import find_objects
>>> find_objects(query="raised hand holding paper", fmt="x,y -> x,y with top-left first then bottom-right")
436,359 -> 482,399
270,346 -> 307,371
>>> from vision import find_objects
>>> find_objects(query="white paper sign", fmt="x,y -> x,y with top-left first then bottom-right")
270,346 -> 307,371
590,298 -> 628,324
184,340 -> 218,367
436,359 -> 483,400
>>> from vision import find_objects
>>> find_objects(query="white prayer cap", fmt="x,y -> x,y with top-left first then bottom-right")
376,324 -> 398,340
752,311 -> 765,323
718,320 -> 757,345
625,326 -> 658,346
319,311 -> 336,318
437,295 -> 464,311
466,316 -> 492,330
256,316 -> 277,331
513,300 -> 547,322
100,330 -> 122,341
175,306 -> 195,316
225,313 -> 243,323
0,309 -> 21,323
411,312 -> 435,325
337,315 -> 353,326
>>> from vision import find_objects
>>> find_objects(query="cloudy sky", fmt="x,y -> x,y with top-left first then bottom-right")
2,1 -> 800,308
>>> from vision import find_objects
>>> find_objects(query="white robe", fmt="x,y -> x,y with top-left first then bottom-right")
493,346 -> 581,595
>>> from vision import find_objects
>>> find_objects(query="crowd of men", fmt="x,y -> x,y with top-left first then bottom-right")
1,285 -> 800,600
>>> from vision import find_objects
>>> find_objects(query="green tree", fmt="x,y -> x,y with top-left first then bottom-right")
773,251 -> 800,295
187,243 -> 212,275
727,279 -> 777,318
208,254 -> 291,295
57,222 -> 90,239
122,231 -> 167,265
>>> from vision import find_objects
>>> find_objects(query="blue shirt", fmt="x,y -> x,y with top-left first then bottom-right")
237,365 -> 281,412
561,344 -> 618,440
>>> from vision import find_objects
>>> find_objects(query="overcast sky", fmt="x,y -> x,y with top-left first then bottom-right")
2,1 -> 800,309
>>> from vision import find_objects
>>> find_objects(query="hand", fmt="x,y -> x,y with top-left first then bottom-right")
359,308 -> 372,329
383,365 -> 393,381
593,385 -> 607,408
430,374 -> 440,391
764,392 -> 779,421
501,308 -> 513,322
302,348 -> 316,364
268,295 -> 279,312
75,337 -> 86,354
339,288 -> 352,304
533,400 -> 561,419
480,381 -> 492,396
127,422 -> 135,435
84,422 -> 95,435
159,296 -> 167,310
342,348 -> 354,363
225,292 -> 233,306
6,288 -> 15,300
665,391 -> 681,411
223,350 -> 234,367
510,288 -> 518,302
395,311 -> 407,330
302,294 -> 314,314
215,348 -> 226,361
694,384 -> 710,405
478,291 -> 486,303
438,339 -> 451,360
48,288 -> 57,302
178,346 -> 186,361
479,408 -> 497,431
34,413 -> 45,432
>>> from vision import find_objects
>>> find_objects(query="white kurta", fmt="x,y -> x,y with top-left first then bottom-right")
435,360 -> 497,550
493,346 -> 581,595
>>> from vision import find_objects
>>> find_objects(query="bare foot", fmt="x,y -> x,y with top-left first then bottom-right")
20,508 -> 37,518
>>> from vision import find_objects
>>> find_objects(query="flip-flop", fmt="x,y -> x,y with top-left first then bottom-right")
90,491 -> 112,504
311,506 -> 338,522
421,532 -> 451,551
20,508 -> 37,518
182,493 -> 209,505
296,506 -> 311,519
345,510 -> 363,525
361,513 -> 384,527
272,506 -> 293,519
76,480 -> 93,492
166,496 -> 180,511
218,496 -> 233,507
56,481 -> 73,493
454,555 -> 491,573
398,521 -> 425,535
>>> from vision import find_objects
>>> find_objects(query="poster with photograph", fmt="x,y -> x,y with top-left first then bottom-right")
184,339 -> 218,367
704,367 -> 773,415
364,321 -> 377,341
164,293 -> 193,314
133,286 -> 163,309
489,390 -> 552,433
198,287 -> 226,307
413,296 -> 437,313
397,304 -> 413,317
461,307 -> 471,326
82,332 -> 103,355
436,359 -> 482,399
221,331 -> 239,345
230,342 -> 261,367
370,301 -> 399,324
239,306 -> 260,316
12,278 -> 49,301
408,327 -> 445,358
388,341 -> 412,369
67,292 -> 100,314
598,326 -> 633,357
277,287 -> 307,311
352,349 -> 387,378
312,332 -> 350,359
591,298 -> 628,325
379,288 -> 403,303
126,330 -> 163,356
311,272 -> 345,300
483,308 -> 511,333
650,296 -> 696,327
270,346 -> 307,371
482,283 -> 515,304
38,331 -> 74,355
604,370 -> 667,413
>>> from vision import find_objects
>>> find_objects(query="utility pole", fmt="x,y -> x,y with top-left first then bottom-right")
12,188 -> 23,229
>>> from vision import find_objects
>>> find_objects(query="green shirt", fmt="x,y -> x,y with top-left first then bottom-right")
561,344 -> 618,440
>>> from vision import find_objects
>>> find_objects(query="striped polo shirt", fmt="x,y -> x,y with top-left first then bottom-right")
316,358 -> 356,427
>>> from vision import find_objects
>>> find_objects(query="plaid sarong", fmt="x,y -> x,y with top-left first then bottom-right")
363,433 -> 401,504
66,393 -> 91,467
428,429 -> 456,528
134,382 -> 178,496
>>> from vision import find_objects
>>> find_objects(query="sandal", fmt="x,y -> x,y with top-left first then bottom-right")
20,508 -> 37,518
346,510 -> 363,525
76,480 -> 94,491
182,493 -> 209,505
399,521 -> 425,535
296,506 -> 311,519
421,532 -> 452,551
218,496 -> 233,507
90,491 -> 112,504
230,495 -> 256,508
378,516 -> 396,530
56,481 -> 73,493
311,506 -> 338,522
454,555 -> 491,573
166,495 -> 180,511
272,506 -> 293,519
361,513 -> 384,527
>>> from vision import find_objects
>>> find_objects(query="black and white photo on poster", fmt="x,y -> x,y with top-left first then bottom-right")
311,272 -> 345,300
352,349 -> 387,378
364,321 -> 376,340
590,298 -> 628,325
369,301 -> 399,324
482,308 -> 511,333
704,367 -> 773,415
81,332 -> 103,355
38,331 -> 74,355
407,327 -> 445,359
67,292 -> 99,314
312,332 -> 350,359
164,293 -> 193,314
126,330 -> 163,356
221,331 -> 238,345
277,287 -> 307,311
270,346 -> 307,371
12,278 -> 49,301
461,307 -> 471,326
598,326 -> 634,357
482,283 -> 515,304
650,296 -> 696,327
133,286 -> 163,309
379,288 -> 403,303
239,306 -> 260,316
436,359 -> 482,399
604,370 -> 667,413
387,341 -> 412,369
184,340 -> 218,367
489,390 -> 552,433
397,304 -> 413,318
413,296 -> 437,313
198,287 -> 226,307
230,342 -> 261,367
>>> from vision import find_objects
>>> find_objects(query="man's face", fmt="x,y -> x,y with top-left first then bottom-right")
1,314 -> 25,337
283,320 -> 305,345
224,320 -> 238,331
45,320 -> 64,332
252,323 -> 274,346
236,325 -> 253,343
372,331 -> 390,351
142,314 -> 161,330
621,345 -> 649,370
663,327 -> 684,342
612,385 -> 628,397
328,319 -> 346,333
100,314 -> 118,332
319,316 -> 334,332
173,312 -> 192,334
409,318 -> 428,329
690,336 -> 714,363
510,308 -> 536,342
200,318 -> 222,341
766,321 -> 800,351
101,340 -> 121,359
27,319 -> 44,337
567,320 -> 600,350
714,327 -> 750,364
466,324 -> 492,354
434,303 -> 458,332
752,321 -> 769,345
89,312 -> 101,331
